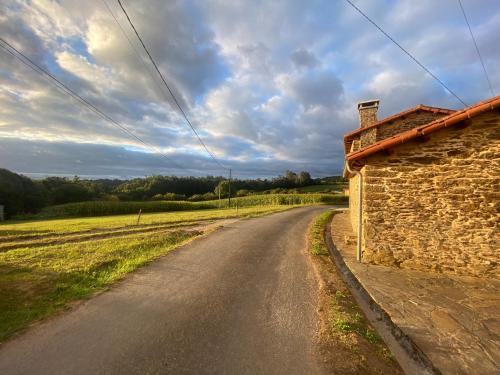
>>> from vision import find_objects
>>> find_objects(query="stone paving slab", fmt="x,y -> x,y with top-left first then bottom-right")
331,211 -> 500,375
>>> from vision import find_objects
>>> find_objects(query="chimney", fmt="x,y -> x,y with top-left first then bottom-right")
358,99 -> 379,128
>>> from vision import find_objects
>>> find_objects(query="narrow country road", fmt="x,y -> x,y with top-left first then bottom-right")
0,206 -> 331,375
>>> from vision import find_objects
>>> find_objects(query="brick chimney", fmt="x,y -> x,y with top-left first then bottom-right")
358,99 -> 379,128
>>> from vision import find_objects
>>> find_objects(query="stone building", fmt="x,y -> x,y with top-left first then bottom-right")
343,96 -> 500,278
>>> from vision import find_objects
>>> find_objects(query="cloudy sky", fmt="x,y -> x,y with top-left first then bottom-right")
0,0 -> 499,179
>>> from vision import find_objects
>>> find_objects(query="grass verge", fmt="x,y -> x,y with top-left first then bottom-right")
308,210 -> 402,374
309,211 -> 333,255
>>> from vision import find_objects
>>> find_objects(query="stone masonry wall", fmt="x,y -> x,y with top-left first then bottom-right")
349,172 -> 360,233
359,107 -> 378,128
361,111 -> 499,278
360,128 -> 377,148
376,111 -> 447,141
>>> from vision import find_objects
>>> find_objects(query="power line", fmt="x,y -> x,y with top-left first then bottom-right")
343,0 -> 468,107
116,0 -> 228,170
0,37 -> 183,169
98,0 -> 171,104
457,0 -> 495,97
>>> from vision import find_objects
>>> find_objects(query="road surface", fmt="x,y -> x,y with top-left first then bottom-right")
0,206 -> 331,375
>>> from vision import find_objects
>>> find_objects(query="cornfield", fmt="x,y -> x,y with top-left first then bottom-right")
37,194 -> 347,218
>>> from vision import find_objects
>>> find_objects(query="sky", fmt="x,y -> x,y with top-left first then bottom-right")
0,0 -> 499,179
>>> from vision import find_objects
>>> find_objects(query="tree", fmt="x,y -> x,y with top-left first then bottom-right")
285,170 -> 298,184
297,171 -> 312,186
0,169 -> 46,218
214,180 -> 230,197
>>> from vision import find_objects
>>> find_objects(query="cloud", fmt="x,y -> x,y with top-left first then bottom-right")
277,69 -> 344,109
0,0 -> 499,179
291,48 -> 320,68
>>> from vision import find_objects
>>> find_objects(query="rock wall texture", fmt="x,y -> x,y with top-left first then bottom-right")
360,128 -> 377,148
357,111 -> 499,278
351,111 -> 448,151
349,172 -> 361,233
376,111 -> 447,141
359,107 -> 378,128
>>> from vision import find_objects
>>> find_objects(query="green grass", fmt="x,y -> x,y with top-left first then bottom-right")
309,210 -> 335,255
18,193 -> 346,219
0,206 -> 293,238
0,230 -> 200,341
330,293 -> 383,345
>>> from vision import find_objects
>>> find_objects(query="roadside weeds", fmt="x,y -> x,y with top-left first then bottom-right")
307,210 -> 403,374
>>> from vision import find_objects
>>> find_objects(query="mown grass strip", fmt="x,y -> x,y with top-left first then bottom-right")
0,230 -> 201,342
0,206 -> 293,238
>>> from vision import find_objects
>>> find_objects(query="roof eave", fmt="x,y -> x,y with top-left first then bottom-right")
346,95 -> 500,168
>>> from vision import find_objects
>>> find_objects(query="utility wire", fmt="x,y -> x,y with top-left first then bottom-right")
344,0 -> 468,107
0,37 -> 183,169
98,0 -> 171,104
457,0 -> 495,97
117,0 -> 228,170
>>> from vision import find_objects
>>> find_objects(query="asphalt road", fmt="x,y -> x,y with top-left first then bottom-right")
0,206 -> 331,375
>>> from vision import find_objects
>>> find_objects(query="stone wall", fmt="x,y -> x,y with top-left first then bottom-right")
359,106 -> 378,128
376,111 -> 447,141
360,111 -> 499,278
350,111 -> 449,151
360,128 -> 377,148
349,172 -> 361,233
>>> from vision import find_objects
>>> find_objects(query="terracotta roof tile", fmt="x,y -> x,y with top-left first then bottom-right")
346,95 -> 500,168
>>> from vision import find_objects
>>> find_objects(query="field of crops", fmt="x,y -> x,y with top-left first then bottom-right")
297,183 -> 348,193
30,193 -> 347,218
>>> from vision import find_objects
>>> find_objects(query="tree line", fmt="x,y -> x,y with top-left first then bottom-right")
0,168 -> 344,218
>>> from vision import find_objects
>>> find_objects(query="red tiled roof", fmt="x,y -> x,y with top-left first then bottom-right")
346,95 -> 500,168
343,105 -> 455,154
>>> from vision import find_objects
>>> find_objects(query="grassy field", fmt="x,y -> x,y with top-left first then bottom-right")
27,193 -> 346,219
0,205 -> 298,341
1,206 -> 296,238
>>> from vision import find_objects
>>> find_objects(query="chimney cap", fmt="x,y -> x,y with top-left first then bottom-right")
358,99 -> 380,110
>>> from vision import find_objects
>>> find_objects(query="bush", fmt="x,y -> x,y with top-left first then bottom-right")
163,193 -> 186,201
236,189 -> 250,197
203,192 -> 216,200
